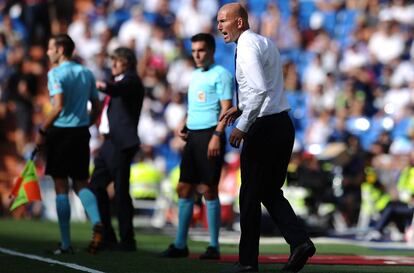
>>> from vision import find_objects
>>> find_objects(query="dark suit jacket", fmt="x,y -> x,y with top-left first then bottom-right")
102,71 -> 144,150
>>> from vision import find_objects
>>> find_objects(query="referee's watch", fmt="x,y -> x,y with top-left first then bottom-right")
213,130 -> 222,137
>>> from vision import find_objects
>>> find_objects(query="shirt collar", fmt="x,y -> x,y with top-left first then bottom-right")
60,60 -> 72,67
201,63 -> 215,72
114,74 -> 125,82
237,29 -> 251,44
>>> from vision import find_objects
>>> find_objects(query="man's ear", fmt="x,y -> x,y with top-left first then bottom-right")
236,17 -> 242,29
57,45 -> 65,55
237,17 -> 246,30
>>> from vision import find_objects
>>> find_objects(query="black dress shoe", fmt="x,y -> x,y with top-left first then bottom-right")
100,229 -> 119,251
115,241 -> 137,252
282,240 -> 315,272
158,243 -> 189,258
220,263 -> 258,273
199,246 -> 220,260
99,240 -> 117,251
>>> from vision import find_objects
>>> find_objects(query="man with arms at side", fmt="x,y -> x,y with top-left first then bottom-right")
89,47 -> 144,251
36,34 -> 103,254
217,3 -> 315,273
160,33 -> 232,259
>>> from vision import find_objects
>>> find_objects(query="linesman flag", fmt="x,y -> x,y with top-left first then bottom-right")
9,151 -> 42,211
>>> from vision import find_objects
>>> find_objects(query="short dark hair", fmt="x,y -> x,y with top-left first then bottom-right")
191,33 -> 215,52
110,47 -> 137,71
238,5 -> 249,22
52,34 -> 75,57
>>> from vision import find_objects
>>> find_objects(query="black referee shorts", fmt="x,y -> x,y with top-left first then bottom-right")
179,127 -> 225,186
45,126 -> 90,180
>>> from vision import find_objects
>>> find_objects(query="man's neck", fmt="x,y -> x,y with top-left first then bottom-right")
202,61 -> 214,71
58,56 -> 70,65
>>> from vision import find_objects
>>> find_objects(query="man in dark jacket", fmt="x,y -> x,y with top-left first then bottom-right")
90,47 -> 144,251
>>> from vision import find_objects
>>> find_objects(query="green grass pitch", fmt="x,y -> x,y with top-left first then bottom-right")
1,219 -> 414,273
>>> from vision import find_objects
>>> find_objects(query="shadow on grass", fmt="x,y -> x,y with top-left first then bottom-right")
2,219 -> 414,273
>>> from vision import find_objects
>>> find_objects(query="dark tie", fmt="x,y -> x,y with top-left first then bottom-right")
234,48 -> 239,110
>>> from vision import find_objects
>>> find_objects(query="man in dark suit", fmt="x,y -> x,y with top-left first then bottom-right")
89,47 -> 144,251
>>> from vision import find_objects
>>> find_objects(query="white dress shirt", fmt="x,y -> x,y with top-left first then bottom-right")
98,74 -> 125,134
235,30 -> 290,132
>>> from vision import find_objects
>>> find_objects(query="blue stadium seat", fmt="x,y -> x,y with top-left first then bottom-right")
108,9 -> 131,33
143,12 -> 157,25
280,48 -> 302,64
296,51 -> 316,81
155,142 -> 181,174
247,0 -> 269,17
214,36 -> 236,74
182,38 -> 193,56
335,9 -> 360,49
361,117 -> 386,150
391,117 -> 412,140
298,0 -> 316,30
277,0 -> 291,19
219,0 -> 238,5
322,11 -> 337,37
286,91 -> 309,140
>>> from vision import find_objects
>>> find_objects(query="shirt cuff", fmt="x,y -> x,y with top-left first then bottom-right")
236,118 -> 251,133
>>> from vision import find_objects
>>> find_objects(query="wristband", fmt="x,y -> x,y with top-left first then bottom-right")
213,130 -> 222,137
38,128 -> 47,136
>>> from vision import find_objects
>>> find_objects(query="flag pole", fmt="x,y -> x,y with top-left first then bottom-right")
30,148 -> 38,161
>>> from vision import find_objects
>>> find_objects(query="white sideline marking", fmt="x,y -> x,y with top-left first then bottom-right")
0,247 -> 105,273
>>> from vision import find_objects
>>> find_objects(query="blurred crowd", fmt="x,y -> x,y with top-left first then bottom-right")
0,0 -> 414,237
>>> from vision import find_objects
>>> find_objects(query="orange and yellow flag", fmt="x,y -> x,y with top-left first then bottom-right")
9,160 -> 42,211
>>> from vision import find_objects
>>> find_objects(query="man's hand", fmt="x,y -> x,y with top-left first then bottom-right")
176,125 -> 188,141
208,135 -> 221,158
219,106 -> 242,126
229,127 -> 246,148
96,81 -> 107,90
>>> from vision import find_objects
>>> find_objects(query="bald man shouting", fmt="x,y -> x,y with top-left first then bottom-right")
217,3 -> 315,273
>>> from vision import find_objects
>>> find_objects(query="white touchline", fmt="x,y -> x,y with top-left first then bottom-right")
0,247 -> 105,273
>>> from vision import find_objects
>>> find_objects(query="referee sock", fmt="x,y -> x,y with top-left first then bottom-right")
78,188 -> 101,225
206,198 -> 221,249
56,194 -> 71,249
174,198 -> 194,249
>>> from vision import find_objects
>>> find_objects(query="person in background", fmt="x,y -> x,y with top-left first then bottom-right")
89,47 -> 145,252
36,34 -> 102,254
160,33 -> 232,260
217,3 -> 315,272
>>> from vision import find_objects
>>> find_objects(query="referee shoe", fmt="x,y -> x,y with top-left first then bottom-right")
199,246 -> 220,260
159,244 -> 189,258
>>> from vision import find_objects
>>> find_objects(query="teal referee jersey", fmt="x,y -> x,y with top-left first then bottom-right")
187,64 -> 233,130
47,61 -> 99,127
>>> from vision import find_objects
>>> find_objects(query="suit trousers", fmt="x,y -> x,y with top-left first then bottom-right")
239,112 -> 309,267
90,138 -> 138,245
